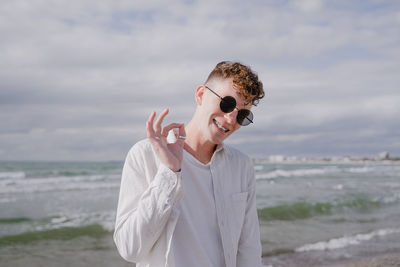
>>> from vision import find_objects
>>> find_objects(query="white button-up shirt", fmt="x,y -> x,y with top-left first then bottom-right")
172,149 -> 225,267
114,139 -> 262,267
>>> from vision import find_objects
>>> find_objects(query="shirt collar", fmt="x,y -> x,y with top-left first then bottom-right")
214,142 -> 225,153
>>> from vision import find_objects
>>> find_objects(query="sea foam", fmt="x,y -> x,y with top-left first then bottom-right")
0,175 -> 120,194
256,167 -> 338,180
295,228 -> 400,252
0,171 -> 25,179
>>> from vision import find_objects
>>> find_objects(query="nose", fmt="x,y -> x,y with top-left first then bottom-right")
224,109 -> 237,125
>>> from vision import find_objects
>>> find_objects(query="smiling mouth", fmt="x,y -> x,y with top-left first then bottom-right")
213,119 -> 229,133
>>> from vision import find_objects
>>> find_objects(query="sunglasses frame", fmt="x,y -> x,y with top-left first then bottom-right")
205,86 -> 253,126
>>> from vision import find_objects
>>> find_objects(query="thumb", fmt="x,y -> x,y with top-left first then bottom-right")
177,124 -> 186,146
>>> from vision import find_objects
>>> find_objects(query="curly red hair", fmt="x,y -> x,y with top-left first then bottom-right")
205,61 -> 265,106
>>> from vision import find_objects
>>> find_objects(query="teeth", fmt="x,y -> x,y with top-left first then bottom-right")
213,119 -> 229,133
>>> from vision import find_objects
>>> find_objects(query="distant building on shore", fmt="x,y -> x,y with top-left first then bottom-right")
253,151 -> 398,164
268,155 -> 285,162
377,151 -> 390,160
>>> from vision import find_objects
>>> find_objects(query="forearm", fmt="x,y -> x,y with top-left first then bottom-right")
114,149 -> 182,262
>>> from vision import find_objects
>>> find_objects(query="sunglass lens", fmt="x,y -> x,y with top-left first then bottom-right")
220,96 -> 236,113
237,109 -> 253,126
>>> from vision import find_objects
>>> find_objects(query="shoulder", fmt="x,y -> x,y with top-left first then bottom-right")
222,144 -> 253,166
127,138 -> 155,154
220,144 -> 256,190
124,139 -> 161,176
127,139 -> 158,163
223,144 -> 251,160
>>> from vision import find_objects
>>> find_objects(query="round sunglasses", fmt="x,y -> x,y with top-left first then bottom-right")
205,86 -> 253,126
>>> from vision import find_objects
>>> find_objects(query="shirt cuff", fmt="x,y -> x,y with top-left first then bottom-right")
151,163 -> 182,206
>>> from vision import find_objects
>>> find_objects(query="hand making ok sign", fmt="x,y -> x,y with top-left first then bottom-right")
146,108 -> 186,172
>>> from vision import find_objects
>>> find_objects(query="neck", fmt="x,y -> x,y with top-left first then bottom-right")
184,120 -> 217,164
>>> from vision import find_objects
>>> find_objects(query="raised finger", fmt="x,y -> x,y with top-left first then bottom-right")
153,108 -> 169,133
146,111 -> 156,138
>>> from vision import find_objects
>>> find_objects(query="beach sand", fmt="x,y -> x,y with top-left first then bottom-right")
326,252 -> 400,267
262,251 -> 400,267
1,233 -> 399,267
263,252 -> 400,267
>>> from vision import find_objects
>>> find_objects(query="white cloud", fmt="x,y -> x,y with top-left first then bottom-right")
1,0 -> 399,160
291,0 -> 323,12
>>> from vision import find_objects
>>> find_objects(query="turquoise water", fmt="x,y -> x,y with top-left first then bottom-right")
0,161 -> 122,245
0,161 -> 399,265
255,162 -> 400,265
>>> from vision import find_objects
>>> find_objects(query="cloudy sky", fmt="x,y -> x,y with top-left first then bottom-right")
1,0 -> 399,161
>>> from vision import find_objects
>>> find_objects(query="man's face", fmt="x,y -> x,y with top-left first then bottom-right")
196,78 -> 252,145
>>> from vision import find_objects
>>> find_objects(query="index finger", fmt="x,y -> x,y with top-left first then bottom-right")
154,108 -> 169,133
146,111 -> 157,137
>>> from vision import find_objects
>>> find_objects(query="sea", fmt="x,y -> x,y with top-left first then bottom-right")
0,160 -> 399,266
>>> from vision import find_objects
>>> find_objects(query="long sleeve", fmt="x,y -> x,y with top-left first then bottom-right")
113,140 -> 182,263
236,158 -> 263,267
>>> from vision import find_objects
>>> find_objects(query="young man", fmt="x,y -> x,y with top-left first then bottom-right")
114,61 -> 265,267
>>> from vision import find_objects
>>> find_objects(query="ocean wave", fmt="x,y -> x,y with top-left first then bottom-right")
347,167 -> 374,173
262,248 -> 295,257
295,228 -> 400,252
25,170 -> 113,178
0,223 -> 110,247
0,211 -> 116,240
256,167 -> 338,180
0,171 -> 25,179
40,212 -> 116,232
254,165 -> 264,171
257,194 -> 388,221
0,175 -> 120,194
255,165 -> 385,180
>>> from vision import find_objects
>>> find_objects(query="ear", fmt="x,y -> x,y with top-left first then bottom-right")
195,85 -> 205,105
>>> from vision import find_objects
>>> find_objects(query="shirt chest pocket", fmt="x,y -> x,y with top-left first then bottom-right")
228,192 -> 248,247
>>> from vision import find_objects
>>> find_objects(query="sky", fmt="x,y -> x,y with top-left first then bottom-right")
1,0 -> 399,161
